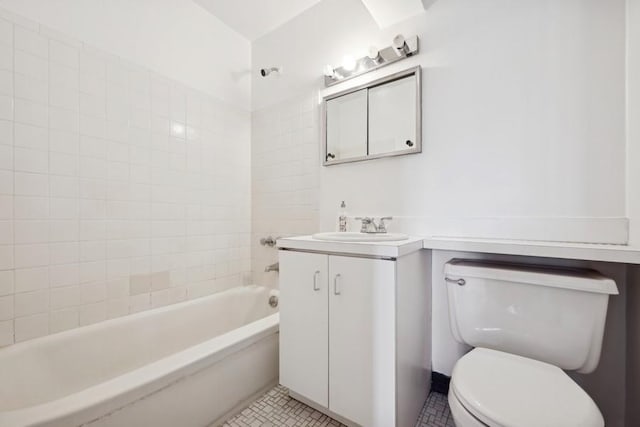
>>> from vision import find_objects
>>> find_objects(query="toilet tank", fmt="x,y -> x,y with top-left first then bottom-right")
445,259 -> 618,373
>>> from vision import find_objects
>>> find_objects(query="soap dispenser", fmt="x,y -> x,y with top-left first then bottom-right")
338,201 -> 347,232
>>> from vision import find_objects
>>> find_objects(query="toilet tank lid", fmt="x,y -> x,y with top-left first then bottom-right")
444,259 -> 618,295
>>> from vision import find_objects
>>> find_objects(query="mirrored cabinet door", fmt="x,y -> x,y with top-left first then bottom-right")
326,89 -> 368,162
368,75 -> 417,156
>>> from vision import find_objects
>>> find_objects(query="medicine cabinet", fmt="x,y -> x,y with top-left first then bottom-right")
322,66 -> 421,165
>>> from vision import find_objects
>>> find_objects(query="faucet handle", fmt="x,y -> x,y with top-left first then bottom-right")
354,217 -> 372,233
378,216 -> 393,233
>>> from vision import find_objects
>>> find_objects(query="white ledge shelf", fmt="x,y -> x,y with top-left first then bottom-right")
422,237 -> 640,264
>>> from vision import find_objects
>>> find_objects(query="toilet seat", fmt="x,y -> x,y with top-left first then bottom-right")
450,348 -> 604,427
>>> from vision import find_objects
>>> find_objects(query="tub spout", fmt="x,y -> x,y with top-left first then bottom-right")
265,262 -> 279,273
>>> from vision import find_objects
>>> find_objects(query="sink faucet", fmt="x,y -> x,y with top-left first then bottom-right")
354,217 -> 393,234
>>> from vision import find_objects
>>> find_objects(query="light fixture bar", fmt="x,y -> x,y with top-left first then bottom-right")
324,35 -> 419,87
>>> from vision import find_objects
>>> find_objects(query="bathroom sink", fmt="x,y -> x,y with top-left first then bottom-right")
312,232 -> 409,242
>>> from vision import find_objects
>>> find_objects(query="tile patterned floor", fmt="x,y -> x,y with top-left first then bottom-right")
221,385 -> 455,427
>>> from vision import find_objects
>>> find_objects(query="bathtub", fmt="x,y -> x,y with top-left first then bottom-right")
0,285 -> 279,427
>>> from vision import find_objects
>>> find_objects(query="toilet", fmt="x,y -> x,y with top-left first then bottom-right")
444,259 -> 619,427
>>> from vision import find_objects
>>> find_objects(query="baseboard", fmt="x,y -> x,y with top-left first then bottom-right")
431,372 -> 451,395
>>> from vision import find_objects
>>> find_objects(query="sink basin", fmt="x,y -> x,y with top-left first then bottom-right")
312,232 -> 409,242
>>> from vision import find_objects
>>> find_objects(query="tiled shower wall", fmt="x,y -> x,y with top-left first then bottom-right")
251,94 -> 319,287
0,11 -> 252,346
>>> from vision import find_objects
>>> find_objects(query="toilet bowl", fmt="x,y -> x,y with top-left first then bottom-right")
444,260 -> 618,427
447,348 -> 604,427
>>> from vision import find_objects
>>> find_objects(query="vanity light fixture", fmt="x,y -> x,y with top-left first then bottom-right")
323,34 -> 419,87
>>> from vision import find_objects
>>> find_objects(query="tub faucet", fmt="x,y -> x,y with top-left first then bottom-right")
265,262 -> 279,273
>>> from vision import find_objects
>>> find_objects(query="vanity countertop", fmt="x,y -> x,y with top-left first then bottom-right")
277,235 -> 424,258
422,236 -> 640,265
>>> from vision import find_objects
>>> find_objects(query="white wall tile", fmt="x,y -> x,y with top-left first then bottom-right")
0,195 -> 12,220
14,243 -> 48,268
49,106 -> 79,132
14,266 -> 48,293
14,313 -> 48,342
49,263 -> 79,288
14,98 -> 47,127
49,86 -> 78,111
14,220 -> 48,244
49,40 -> 78,69
0,270 -> 13,296
14,147 -> 48,173
0,44 -> 13,72
0,10 -> 251,347
50,285 -> 79,309
14,25 -> 48,58
0,18 -> 12,47
49,175 -> 78,197
80,282 -> 106,304
50,152 -> 78,176
49,130 -> 79,155
0,144 -> 12,170
14,122 -> 47,150
13,196 -> 47,219
0,69 -> 13,96
0,245 -> 13,270
48,220 -> 79,242
0,220 -> 11,245
14,289 -> 48,317
78,301 -> 105,326
0,170 -> 12,195
0,94 -> 13,120
49,62 -> 78,90
49,308 -> 78,333
14,50 -> 47,81
0,318 -> 12,346
14,73 -> 47,103
49,242 -> 79,265
0,294 -> 13,320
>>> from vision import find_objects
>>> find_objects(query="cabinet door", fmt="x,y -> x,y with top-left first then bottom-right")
279,251 -> 329,407
328,256 -> 396,426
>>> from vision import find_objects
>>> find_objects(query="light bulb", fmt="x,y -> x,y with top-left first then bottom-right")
368,46 -> 379,59
342,54 -> 356,71
393,34 -> 408,55
323,64 -> 336,78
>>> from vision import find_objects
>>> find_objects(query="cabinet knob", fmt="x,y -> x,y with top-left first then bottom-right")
333,274 -> 341,295
405,140 -> 414,147
326,153 -> 336,160
313,270 -> 321,291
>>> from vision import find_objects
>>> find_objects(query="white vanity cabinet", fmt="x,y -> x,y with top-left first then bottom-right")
278,236 -> 430,427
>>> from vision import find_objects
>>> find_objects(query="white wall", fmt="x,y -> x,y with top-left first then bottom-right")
628,0 -> 640,246
0,8 -> 252,347
253,0 -> 628,244
0,0 -> 251,110
251,1 -> 631,425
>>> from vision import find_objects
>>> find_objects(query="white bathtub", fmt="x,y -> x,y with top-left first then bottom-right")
0,285 -> 279,427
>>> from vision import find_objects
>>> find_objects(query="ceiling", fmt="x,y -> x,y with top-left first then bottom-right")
193,0 -> 322,41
